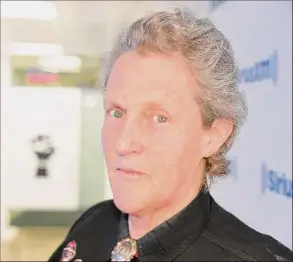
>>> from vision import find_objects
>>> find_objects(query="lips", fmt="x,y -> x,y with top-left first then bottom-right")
116,168 -> 145,176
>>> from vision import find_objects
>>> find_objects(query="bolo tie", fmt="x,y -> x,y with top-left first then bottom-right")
111,238 -> 138,261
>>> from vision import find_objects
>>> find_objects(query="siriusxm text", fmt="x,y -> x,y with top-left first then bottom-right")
261,163 -> 292,199
239,50 -> 278,86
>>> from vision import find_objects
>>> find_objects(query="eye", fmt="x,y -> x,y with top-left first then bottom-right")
109,109 -> 123,118
153,115 -> 168,123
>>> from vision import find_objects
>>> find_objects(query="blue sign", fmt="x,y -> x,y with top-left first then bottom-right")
261,163 -> 292,199
209,0 -> 227,12
239,50 -> 278,86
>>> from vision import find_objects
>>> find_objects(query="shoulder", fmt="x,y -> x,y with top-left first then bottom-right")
204,198 -> 292,261
66,199 -> 120,238
48,200 -> 121,261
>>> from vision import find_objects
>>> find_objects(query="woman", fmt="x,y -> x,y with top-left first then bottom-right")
49,7 -> 292,261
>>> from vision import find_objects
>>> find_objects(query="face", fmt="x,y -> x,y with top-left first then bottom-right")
102,50 -> 229,215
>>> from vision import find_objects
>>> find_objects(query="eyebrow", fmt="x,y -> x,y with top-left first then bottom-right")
105,102 -> 127,113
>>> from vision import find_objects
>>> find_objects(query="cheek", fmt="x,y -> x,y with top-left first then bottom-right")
147,130 -> 186,175
183,126 -> 207,162
101,122 -> 117,157
150,124 -> 205,170
145,134 -> 189,193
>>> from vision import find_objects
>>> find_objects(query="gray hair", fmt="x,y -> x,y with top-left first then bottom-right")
99,7 -> 248,188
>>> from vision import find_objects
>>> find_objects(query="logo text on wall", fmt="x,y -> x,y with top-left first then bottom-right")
209,0 -> 227,12
239,50 -> 278,86
261,163 -> 292,199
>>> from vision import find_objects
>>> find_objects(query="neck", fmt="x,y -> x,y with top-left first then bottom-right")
128,175 -> 203,240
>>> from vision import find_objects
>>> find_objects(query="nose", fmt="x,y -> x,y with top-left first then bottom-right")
115,119 -> 144,157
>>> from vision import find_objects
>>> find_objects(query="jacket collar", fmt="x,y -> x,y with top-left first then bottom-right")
117,190 -> 211,261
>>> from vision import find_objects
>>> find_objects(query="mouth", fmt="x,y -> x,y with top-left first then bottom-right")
116,168 -> 145,176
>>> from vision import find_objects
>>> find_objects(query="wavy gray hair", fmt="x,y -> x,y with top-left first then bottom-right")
99,7 -> 248,188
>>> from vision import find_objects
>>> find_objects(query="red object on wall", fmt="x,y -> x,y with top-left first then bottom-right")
26,72 -> 59,84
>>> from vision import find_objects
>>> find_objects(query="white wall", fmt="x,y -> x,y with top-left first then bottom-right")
4,87 -> 82,211
0,19 -> 21,242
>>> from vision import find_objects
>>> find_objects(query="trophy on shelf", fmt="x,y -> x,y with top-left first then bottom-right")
31,134 -> 55,177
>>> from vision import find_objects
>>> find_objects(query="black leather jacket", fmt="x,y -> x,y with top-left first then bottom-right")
49,191 -> 292,261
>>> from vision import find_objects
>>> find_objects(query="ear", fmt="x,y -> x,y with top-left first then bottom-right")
202,119 -> 234,158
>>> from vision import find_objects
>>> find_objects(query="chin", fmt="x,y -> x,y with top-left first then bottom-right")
112,191 -> 146,215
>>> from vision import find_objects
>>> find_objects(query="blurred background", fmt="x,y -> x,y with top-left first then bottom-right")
1,1 -> 292,260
